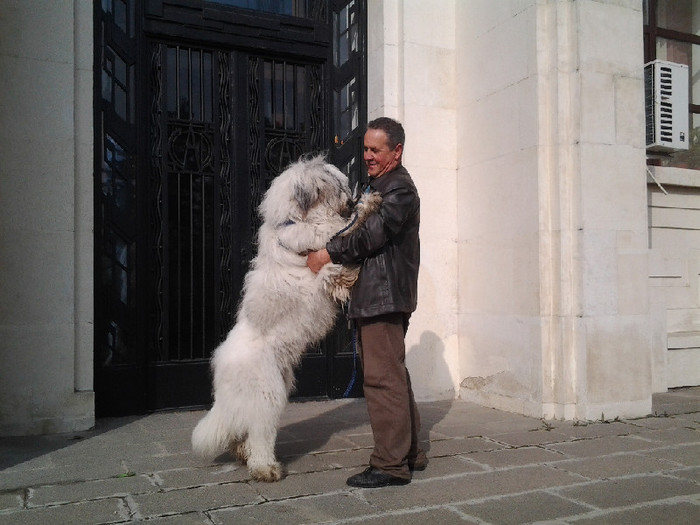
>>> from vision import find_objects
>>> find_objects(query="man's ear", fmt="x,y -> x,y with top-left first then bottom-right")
393,143 -> 403,161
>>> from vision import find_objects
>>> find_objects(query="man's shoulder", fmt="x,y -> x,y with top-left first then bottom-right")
373,166 -> 416,192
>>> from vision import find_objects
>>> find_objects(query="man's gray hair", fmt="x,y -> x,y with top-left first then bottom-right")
367,117 -> 405,150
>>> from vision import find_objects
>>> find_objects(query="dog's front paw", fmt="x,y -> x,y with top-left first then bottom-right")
250,462 -> 284,482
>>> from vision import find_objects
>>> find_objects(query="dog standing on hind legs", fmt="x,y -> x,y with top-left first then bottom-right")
191,156 -> 381,482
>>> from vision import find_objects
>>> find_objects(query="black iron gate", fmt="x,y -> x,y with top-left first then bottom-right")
95,0 -> 367,416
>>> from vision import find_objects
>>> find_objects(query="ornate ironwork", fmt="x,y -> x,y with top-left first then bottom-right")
218,51 -> 234,338
167,126 -> 214,171
264,136 -> 304,174
310,0 -> 328,21
248,56 -> 263,234
149,42 -> 165,360
309,64 -> 323,151
96,0 -> 368,412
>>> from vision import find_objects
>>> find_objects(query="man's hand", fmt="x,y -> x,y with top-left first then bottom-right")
307,248 -> 331,273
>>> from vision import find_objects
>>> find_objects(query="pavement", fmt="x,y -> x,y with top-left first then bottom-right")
0,388 -> 698,525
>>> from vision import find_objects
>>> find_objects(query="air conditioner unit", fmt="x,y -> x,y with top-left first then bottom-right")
645,60 -> 689,152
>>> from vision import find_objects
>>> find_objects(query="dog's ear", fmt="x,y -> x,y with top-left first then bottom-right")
293,179 -> 319,213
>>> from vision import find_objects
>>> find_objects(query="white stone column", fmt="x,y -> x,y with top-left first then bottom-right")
457,0 -> 651,420
0,0 -> 94,435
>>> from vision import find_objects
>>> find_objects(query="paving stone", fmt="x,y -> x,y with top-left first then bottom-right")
335,430 -> 375,448
362,465 -> 585,512
457,490 -> 593,524
552,453 -> 680,480
652,401 -> 700,416
248,468 -> 351,501
124,451 -> 204,474
132,482 -> 262,518
211,493 -> 373,524
670,412 -> 699,427
0,435 -> 84,471
0,498 -> 125,525
668,466 -> 700,484
411,455 -> 485,478
548,421 -> 636,439
631,427 -> 700,445
568,501 -> 700,525
429,436 -> 505,457
468,446 -> 565,469
28,474 -> 155,506
624,415 -> 690,430
1,396 -> 699,524
156,465 -> 249,489
138,511 -> 213,524
489,430 -> 572,447
283,448 -> 374,474
280,420 -> 368,444
555,474 -> 699,509
294,448 -> 369,471
545,435 -> 658,458
640,443 -> 700,467
651,388 -> 700,416
0,459 -> 127,492
342,507 -> 479,525
276,434 -> 358,457
480,416 -> 562,435
428,422 -> 490,439
280,400 -> 366,428
0,491 -> 22,511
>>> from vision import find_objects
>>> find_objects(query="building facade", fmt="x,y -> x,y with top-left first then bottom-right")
1,0 -> 698,436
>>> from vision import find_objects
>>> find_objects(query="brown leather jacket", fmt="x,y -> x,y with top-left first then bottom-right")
326,165 -> 420,319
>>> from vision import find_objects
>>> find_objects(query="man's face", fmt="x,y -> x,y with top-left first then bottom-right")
363,128 -> 402,178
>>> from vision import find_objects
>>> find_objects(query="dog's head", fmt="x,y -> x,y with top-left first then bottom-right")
260,156 -> 353,225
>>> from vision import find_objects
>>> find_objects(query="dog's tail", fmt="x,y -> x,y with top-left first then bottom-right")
191,408 -> 230,458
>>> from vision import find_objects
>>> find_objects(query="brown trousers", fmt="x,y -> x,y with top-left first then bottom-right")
356,312 -> 421,479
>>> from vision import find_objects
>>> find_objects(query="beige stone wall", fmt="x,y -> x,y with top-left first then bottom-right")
453,0 -> 650,420
0,1 -> 94,435
647,167 -> 700,391
367,0 -> 460,400
455,0 -> 546,417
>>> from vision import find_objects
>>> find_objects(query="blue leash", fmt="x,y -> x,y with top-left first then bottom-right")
342,324 -> 358,398
339,186 -> 371,397
333,185 -> 372,240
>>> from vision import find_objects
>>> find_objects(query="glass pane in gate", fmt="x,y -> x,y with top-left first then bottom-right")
163,46 -> 219,361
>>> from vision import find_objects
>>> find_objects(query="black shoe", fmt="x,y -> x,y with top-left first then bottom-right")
346,466 -> 411,488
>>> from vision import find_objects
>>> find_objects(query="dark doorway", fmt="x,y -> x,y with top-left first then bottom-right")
94,0 -> 367,416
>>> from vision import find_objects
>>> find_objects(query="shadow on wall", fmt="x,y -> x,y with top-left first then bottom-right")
408,330 -> 455,401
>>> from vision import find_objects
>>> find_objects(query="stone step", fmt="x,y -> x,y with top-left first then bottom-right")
667,331 -> 700,350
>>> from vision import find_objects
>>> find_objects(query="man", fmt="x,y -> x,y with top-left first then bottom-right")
307,117 -> 425,488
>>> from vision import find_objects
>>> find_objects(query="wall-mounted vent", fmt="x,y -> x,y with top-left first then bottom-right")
645,60 -> 689,152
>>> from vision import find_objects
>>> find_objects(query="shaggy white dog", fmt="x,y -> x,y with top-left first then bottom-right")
191,156 -> 380,482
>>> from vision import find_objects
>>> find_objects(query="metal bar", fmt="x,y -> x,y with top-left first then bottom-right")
201,174 -> 206,356
189,172 -> 194,359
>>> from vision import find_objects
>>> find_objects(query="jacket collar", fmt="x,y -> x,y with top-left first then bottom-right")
368,165 -> 406,192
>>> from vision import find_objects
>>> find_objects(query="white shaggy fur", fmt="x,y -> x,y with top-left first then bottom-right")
191,156 -> 380,482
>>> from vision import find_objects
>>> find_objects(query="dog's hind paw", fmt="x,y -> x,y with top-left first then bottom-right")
250,462 -> 284,482
229,441 -> 248,465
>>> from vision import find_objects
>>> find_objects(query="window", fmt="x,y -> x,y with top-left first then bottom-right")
644,0 -> 700,168
205,0 -> 309,18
